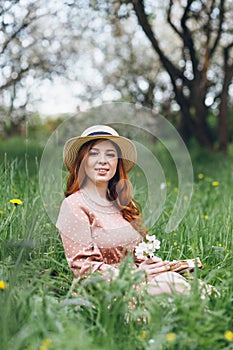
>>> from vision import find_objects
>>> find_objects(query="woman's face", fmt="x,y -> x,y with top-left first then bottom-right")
84,140 -> 118,185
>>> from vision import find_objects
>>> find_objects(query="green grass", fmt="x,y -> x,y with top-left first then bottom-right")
0,137 -> 233,350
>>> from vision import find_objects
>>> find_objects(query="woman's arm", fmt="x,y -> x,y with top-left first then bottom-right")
56,198 -> 119,278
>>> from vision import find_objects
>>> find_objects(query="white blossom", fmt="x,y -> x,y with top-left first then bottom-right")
160,182 -> 166,190
135,234 -> 161,259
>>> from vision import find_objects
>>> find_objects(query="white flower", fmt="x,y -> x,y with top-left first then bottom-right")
135,241 -> 148,259
153,239 -> 161,250
135,234 -> 161,259
160,182 -> 166,190
146,234 -> 161,250
146,234 -> 155,242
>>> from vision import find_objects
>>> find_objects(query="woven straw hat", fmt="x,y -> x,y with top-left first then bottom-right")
63,125 -> 137,172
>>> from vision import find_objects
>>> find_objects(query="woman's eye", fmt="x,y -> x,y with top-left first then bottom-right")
107,153 -> 116,157
89,151 -> 98,156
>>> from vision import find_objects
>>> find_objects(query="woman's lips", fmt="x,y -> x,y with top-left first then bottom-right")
95,168 -> 109,174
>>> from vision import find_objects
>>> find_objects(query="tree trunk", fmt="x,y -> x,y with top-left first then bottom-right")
177,100 -> 193,143
218,46 -> 233,153
218,91 -> 229,154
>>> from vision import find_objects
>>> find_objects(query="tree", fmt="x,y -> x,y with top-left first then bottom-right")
0,0 -> 99,135
1,0 -> 232,153
95,0 -> 233,152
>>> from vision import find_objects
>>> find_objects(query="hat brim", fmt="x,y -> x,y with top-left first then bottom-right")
63,135 -> 137,173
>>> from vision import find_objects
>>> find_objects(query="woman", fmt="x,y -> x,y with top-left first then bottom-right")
56,125 -> 192,296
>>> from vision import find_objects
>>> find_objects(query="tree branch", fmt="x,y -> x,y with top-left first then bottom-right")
210,0 -> 225,56
1,8 -> 47,55
0,67 -> 30,90
1,17 -> 30,54
167,1 -> 182,38
180,0 -> 199,77
132,0 -> 189,86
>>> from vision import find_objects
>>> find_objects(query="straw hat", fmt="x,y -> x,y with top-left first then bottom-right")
63,125 -> 137,172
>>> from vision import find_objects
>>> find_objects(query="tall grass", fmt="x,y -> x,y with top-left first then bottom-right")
0,138 -> 233,350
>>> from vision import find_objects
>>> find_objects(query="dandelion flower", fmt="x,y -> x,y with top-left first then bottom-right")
0,280 -> 6,290
0,210 -> 4,215
43,338 -> 52,346
9,199 -> 23,206
202,215 -> 209,219
224,330 -> 233,342
138,331 -> 147,339
39,346 -> 47,350
173,187 -> 178,193
183,195 -> 189,201
166,332 -> 176,342
212,181 -> 219,187
198,173 -> 204,179
173,242 -> 177,246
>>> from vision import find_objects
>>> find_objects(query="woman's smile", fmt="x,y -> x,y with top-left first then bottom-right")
95,167 -> 109,174
84,140 -> 118,185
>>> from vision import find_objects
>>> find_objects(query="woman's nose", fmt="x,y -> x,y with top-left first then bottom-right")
98,153 -> 107,163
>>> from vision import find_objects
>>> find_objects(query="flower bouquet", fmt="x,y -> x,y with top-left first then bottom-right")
135,234 -> 161,259
135,234 -> 203,275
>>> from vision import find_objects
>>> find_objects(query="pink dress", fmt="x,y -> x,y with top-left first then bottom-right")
56,190 -> 143,277
56,190 -> 191,295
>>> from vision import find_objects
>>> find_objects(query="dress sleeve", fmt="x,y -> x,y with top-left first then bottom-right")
56,198 -> 119,278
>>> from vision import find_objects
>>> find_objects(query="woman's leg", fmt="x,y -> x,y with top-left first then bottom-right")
147,271 -> 191,296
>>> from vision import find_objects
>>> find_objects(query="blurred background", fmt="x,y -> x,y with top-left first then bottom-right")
0,0 -> 232,156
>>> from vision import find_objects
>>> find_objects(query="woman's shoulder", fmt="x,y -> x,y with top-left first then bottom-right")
61,191 -> 85,207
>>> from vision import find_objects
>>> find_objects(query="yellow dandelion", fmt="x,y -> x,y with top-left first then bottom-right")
0,280 -> 6,290
173,187 -> 178,193
183,195 -> 189,201
166,332 -> 176,342
138,331 -> 147,339
9,199 -> 23,206
212,181 -> 219,187
166,181 -> 171,187
218,243 -> 222,247
0,210 -> 4,215
173,242 -> 177,246
39,346 -> 47,350
224,330 -> 233,342
43,338 -> 52,346
202,215 -> 209,219
198,173 -> 204,179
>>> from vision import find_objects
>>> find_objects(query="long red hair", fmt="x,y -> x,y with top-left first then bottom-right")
65,139 -> 146,236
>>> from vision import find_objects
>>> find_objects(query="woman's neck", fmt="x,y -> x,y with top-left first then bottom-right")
82,181 -> 109,203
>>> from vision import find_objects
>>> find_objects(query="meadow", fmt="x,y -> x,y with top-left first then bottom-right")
0,136 -> 233,350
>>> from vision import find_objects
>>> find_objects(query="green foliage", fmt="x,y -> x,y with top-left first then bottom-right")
0,140 -> 233,350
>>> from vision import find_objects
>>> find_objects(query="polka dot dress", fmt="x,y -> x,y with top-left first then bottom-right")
56,190 -> 143,277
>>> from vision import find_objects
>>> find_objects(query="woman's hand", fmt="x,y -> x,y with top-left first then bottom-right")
138,257 -> 170,281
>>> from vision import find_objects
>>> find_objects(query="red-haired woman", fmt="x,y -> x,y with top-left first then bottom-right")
56,125 -> 192,295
